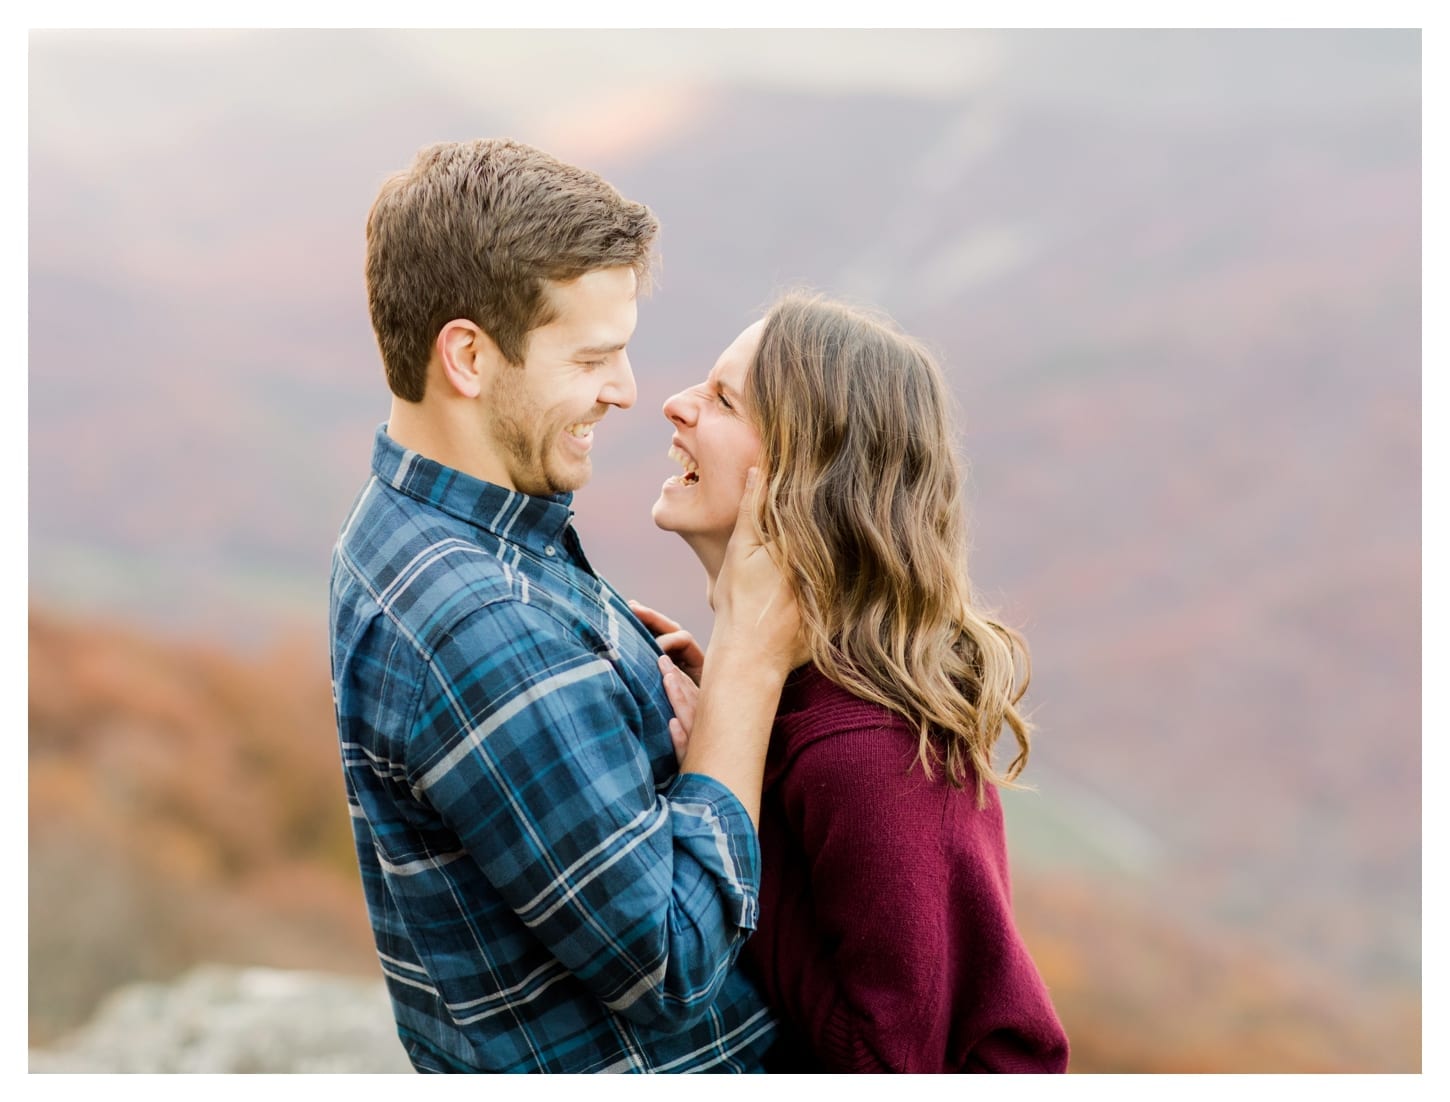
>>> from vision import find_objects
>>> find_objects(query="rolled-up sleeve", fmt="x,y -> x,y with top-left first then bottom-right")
402,600 -> 760,1033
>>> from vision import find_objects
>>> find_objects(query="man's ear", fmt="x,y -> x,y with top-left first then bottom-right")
433,319 -> 502,399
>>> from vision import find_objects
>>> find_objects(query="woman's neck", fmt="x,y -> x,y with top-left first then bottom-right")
681,535 -> 726,611
700,551 -> 724,611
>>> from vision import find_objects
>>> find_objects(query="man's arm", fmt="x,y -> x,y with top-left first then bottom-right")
403,599 -> 762,1034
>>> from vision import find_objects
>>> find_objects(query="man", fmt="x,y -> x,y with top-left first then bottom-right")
329,139 -> 800,1073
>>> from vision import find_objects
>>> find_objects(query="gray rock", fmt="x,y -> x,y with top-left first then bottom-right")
29,964 -> 415,1073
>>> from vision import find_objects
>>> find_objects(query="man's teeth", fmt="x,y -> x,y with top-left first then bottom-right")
566,423 -> 594,438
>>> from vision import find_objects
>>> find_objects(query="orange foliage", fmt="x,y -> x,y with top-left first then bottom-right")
29,605 -> 375,1045
1012,874 -> 1421,1073
28,604 -> 1421,1071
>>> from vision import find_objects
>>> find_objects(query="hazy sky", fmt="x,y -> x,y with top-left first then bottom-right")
26,27 -> 1420,151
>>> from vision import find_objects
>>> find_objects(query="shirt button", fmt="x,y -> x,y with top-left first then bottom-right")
544,546 -> 556,557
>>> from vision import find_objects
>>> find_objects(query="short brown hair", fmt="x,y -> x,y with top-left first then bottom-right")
365,139 -> 659,401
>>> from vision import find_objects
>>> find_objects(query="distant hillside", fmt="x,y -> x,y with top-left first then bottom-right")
26,607 -> 1419,1070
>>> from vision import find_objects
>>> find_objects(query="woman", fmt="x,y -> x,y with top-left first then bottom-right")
633,292 -> 1070,1073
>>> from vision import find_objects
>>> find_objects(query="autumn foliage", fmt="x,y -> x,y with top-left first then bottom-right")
29,606 -> 374,1045
27,606 -> 1419,1070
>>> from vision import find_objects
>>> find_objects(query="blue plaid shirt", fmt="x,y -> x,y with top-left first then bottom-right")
328,426 -> 777,1072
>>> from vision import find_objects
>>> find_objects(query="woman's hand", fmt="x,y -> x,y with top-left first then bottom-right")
628,600 -> 705,685
656,654 -> 699,765
709,469 -> 808,675
669,470 -> 804,825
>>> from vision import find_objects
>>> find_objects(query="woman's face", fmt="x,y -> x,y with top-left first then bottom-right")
651,320 -> 765,566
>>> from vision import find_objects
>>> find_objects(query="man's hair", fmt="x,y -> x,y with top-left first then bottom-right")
365,138 -> 659,401
747,292 -> 1033,807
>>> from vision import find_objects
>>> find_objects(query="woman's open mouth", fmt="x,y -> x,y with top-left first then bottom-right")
667,444 -> 699,486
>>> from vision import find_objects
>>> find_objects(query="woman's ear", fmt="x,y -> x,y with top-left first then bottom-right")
434,319 -> 501,399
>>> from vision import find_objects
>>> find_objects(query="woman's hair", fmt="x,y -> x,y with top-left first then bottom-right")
748,291 -> 1032,805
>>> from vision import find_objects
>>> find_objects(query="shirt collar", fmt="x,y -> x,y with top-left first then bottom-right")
370,424 -> 575,552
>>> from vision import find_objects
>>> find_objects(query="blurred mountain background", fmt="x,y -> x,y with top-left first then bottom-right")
27,28 -> 1421,1071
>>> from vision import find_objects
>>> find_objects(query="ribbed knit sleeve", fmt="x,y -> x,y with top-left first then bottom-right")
743,670 -> 1069,1073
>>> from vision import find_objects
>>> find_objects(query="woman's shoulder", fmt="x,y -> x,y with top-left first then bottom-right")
775,664 -> 915,742
768,666 -> 1001,815
767,665 -> 936,790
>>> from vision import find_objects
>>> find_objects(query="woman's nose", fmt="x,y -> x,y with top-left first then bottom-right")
662,388 -> 696,426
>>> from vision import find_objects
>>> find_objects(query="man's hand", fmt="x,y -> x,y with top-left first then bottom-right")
629,601 -> 705,686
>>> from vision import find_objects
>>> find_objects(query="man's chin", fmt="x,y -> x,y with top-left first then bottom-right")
542,459 -> 591,496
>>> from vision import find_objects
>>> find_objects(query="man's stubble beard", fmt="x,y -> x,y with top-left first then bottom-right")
488,368 -> 583,497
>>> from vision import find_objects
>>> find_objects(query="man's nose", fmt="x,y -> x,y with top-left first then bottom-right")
600,351 -> 637,410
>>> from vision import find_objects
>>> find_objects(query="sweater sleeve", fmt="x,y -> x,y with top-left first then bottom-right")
763,720 -> 1068,1073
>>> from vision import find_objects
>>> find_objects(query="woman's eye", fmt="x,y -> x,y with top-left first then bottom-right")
717,391 -> 733,410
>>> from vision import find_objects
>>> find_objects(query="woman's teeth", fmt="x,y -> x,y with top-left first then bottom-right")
667,445 -> 700,485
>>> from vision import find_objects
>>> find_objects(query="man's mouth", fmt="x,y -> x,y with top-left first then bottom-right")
565,422 -> 595,439
667,444 -> 700,486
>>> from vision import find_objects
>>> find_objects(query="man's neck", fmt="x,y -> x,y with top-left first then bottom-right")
386,396 -> 512,490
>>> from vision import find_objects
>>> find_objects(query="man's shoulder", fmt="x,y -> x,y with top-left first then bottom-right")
331,477 -> 529,655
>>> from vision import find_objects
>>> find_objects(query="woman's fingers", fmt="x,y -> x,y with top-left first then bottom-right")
656,632 -> 705,684
668,718 -> 688,766
658,655 -> 698,724
714,468 -> 807,670
658,654 -> 699,766
632,601 -> 704,684
628,600 -> 680,634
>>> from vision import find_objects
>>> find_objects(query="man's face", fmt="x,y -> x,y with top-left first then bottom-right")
484,267 -> 639,496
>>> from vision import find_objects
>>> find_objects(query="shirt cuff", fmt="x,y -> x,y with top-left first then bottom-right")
663,771 -> 762,931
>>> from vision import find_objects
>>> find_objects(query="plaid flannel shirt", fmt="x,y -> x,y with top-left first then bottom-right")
328,425 -> 776,1072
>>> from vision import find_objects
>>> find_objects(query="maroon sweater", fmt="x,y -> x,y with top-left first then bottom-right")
741,665 -> 1069,1073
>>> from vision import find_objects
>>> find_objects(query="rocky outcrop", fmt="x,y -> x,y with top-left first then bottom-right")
29,965 -> 414,1073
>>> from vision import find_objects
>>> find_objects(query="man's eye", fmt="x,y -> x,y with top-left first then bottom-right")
582,359 -> 606,370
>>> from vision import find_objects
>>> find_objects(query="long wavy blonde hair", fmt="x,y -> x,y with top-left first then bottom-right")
748,292 -> 1032,805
